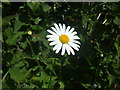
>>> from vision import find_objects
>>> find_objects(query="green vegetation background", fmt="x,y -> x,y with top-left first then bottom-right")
2,2 -> 120,89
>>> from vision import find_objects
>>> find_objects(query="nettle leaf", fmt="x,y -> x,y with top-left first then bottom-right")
20,41 -> 28,49
11,51 -> 26,65
41,3 -> 51,12
2,15 -> 16,27
9,61 -> 31,83
58,81 -> 65,88
38,30 -> 51,49
5,27 -> 25,45
14,17 -> 26,32
4,27 -> 13,37
114,16 -> 120,25
40,71 -> 50,83
31,71 -> 50,88
30,25 -> 43,31
40,72 -> 57,88
34,17 -> 42,24
27,2 -> 41,11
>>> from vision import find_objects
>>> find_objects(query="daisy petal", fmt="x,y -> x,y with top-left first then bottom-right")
71,36 -> 80,40
62,23 -> 66,34
48,37 -> 58,42
59,23 -> 63,34
61,44 -> 66,55
65,26 -> 71,34
54,23 -> 61,34
49,41 -> 57,46
65,44 -> 70,55
51,27 -> 60,36
69,28 -> 75,33
70,40 -> 81,45
46,34 -> 59,39
53,43 -> 60,51
71,31 -> 77,35
48,38 -> 55,41
55,43 -> 62,54
47,29 -> 57,35
67,44 -> 75,55
68,42 -> 80,51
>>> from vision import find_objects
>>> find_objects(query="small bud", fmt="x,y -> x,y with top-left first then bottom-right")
100,54 -> 104,57
54,6 -> 56,9
28,31 -> 32,35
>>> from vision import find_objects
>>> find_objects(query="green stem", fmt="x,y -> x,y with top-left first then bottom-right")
26,37 -> 40,66
3,71 -> 9,82
26,37 -> 35,56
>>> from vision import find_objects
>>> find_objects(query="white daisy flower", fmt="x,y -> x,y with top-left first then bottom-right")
46,23 -> 81,56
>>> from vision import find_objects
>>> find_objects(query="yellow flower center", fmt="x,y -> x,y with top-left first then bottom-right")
59,34 -> 69,44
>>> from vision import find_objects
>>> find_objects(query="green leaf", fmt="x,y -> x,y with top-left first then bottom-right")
2,15 -> 16,26
81,83 -> 91,88
9,61 -> 32,83
40,71 -> 50,83
6,31 -> 25,45
20,41 -> 28,49
11,51 -> 26,64
4,27 -> 25,45
34,17 -> 42,24
27,2 -> 41,11
9,63 -> 26,83
14,17 -> 26,32
30,25 -> 43,30
58,81 -> 65,88
114,16 -> 120,25
41,3 -> 51,12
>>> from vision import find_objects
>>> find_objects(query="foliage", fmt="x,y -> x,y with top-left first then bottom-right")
2,2 -> 120,89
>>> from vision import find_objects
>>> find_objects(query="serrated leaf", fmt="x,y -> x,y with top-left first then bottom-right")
30,25 -> 43,30
9,64 -> 26,83
2,15 -> 16,26
40,71 -> 50,82
27,2 -> 41,11
11,51 -> 26,64
9,61 -> 31,83
14,17 -> 26,32
20,41 -> 28,49
6,29 -> 25,45
59,81 -> 65,88
41,3 -> 51,12
34,17 -> 42,24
